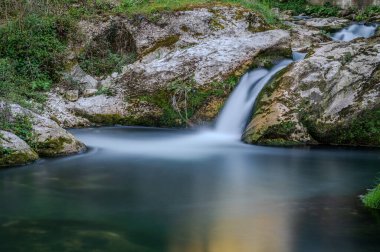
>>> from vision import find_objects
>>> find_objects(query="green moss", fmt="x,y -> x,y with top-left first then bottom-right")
300,107 -> 380,147
126,76 -> 238,127
362,183 -> 380,209
36,137 -> 73,157
0,149 -> 38,167
255,121 -> 298,145
142,35 -> 180,56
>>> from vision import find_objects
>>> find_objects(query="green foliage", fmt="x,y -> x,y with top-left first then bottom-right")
0,15 -> 69,104
117,0 -> 279,25
0,146 -> 13,157
96,86 -> 114,96
269,0 -> 340,17
269,0 -> 307,14
362,183 -> 380,209
0,109 -> 36,148
355,6 -> 380,21
79,50 -> 136,77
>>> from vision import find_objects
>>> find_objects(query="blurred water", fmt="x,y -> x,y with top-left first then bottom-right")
215,59 -> 293,138
331,23 -> 378,41
0,127 -> 379,252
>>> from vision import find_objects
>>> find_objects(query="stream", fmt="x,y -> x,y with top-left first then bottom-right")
0,23 -> 380,252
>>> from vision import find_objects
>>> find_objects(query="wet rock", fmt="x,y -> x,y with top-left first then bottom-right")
1,103 -> 86,156
244,37 -> 380,146
0,131 -> 38,167
71,95 -> 128,125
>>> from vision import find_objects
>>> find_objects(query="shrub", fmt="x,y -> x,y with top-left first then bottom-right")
362,183 -> 380,209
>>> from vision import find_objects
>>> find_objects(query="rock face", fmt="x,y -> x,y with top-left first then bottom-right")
244,36 -> 380,146
298,17 -> 350,31
286,21 -> 330,52
119,29 -> 290,94
47,6 -> 292,127
0,131 -> 39,167
1,103 -> 86,157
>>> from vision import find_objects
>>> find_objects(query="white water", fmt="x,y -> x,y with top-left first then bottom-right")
331,23 -> 378,42
214,59 -> 294,138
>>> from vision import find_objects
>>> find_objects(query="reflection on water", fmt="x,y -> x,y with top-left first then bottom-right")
0,127 -> 380,252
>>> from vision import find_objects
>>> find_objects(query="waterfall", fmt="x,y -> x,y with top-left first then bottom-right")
331,23 -> 378,42
214,58 -> 295,138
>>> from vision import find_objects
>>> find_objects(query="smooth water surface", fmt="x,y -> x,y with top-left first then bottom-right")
1,127 -> 380,252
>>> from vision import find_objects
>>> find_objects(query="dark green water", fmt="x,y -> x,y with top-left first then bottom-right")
1,127 -> 380,252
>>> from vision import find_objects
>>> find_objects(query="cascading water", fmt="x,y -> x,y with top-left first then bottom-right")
214,58 -> 296,138
331,23 -> 378,41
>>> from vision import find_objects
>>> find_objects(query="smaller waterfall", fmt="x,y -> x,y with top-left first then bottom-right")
331,23 -> 378,41
214,59 -> 294,138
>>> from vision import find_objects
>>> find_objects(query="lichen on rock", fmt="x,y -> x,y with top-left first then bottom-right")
244,36 -> 380,147
0,131 -> 39,167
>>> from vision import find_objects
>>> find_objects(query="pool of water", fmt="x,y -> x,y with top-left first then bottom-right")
1,126 -> 380,252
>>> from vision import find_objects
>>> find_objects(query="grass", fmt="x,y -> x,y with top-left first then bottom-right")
0,105 -> 37,148
362,183 -> 380,209
116,0 -> 280,25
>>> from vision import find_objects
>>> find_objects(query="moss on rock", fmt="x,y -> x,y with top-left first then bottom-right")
36,137 -> 75,157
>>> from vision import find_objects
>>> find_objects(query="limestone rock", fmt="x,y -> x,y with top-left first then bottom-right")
1,103 -> 86,156
118,30 -> 291,94
300,17 -> 350,30
83,89 -> 98,97
0,131 -> 38,167
43,94 -> 91,128
243,36 -> 380,146
286,21 -> 330,52
65,90 -> 79,102
67,65 -> 98,90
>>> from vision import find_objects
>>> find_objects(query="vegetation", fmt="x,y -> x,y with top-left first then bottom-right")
0,15 -> 69,105
301,108 -> 380,147
134,76 -> 238,126
362,182 -> 380,209
0,106 -> 36,147
355,5 -> 380,21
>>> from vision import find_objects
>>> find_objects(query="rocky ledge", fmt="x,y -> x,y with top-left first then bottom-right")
244,36 -> 380,146
0,103 -> 86,167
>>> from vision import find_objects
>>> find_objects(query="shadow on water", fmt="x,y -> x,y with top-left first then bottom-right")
0,126 -> 380,252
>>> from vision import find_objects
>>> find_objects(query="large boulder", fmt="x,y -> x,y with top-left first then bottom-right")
0,131 -> 38,167
1,103 -> 86,156
243,36 -> 380,146
118,29 -> 291,94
